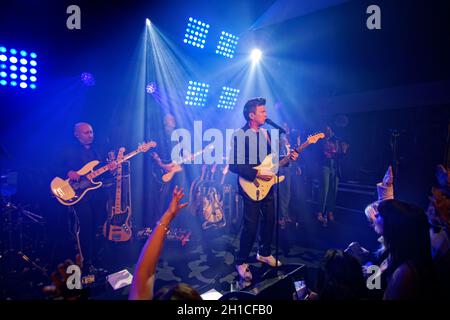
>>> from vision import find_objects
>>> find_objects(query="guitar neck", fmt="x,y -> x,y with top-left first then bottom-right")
279,141 -> 311,167
87,148 -> 143,179
175,144 -> 214,165
114,163 -> 123,213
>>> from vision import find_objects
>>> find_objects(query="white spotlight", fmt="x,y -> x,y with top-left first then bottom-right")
250,49 -> 262,63
146,18 -> 151,26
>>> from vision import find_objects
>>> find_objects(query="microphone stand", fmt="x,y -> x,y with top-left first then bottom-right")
274,158 -> 280,275
263,132 -> 283,280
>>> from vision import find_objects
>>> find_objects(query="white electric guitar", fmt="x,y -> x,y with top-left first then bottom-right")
51,141 -> 156,206
239,133 -> 324,201
151,143 -> 214,184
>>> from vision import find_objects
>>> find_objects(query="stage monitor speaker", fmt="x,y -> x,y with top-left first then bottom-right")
220,264 -> 305,300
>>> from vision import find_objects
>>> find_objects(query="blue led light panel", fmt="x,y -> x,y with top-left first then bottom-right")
185,81 -> 209,107
217,86 -> 239,109
183,17 -> 210,49
215,31 -> 238,58
0,46 -> 37,89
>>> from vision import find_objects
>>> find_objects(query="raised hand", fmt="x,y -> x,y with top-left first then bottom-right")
166,186 -> 189,219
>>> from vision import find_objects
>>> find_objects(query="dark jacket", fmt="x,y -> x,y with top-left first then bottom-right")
228,123 -> 272,195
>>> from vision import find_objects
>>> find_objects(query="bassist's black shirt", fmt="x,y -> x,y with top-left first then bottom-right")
59,142 -> 104,178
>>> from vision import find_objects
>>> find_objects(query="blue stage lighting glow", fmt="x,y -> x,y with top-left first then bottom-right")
0,55 -> 6,62
30,68 -> 37,74
0,72 -> 6,78
10,65 -> 17,71
30,76 -> 37,82
0,47 -> 6,53
0,46 -> 40,90
185,81 -> 209,107
20,82 -> 27,88
0,80 -> 6,85
183,17 -> 210,49
10,81 -> 17,86
30,52 -> 37,59
10,57 -> 17,63
10,49 -> 17,55
20,74 -> 27,81
217,86 -> 240,110
30,60 -> 37,66
215,31 -> 238,59
20,58 -> 27,65
20,66 -> 27,73
0,64 -> 6,69
20,50 -> 27,56
10,73 -> 17,79
30,83 -> 36,89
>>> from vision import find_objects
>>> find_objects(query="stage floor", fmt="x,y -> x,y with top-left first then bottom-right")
89,203 -> 379,300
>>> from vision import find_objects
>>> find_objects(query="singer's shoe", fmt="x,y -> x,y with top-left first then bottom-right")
317,212 -> 327,227
236,263 -> 252,281
327,212 -> 335,222
256,254 -> 282,267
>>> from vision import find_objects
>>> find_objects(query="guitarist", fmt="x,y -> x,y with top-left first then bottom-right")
229,98 -> 298,282
59,122 -> 115,269
151,114 -> 187,224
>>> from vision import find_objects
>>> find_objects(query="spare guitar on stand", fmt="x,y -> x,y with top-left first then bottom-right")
103,147 -> 133,242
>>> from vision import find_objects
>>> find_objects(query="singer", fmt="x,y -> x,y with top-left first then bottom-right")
228,97 -> 298,282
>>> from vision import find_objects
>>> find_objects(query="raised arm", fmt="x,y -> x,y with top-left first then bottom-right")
129,186 -> 188,300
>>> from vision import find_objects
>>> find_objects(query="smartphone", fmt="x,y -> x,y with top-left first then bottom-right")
294,279 -> 308,300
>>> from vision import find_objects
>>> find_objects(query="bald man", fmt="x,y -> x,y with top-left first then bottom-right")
67,122 -> 95,181
59,122 -> 109,270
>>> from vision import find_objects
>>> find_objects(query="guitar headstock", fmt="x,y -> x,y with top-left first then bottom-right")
307,132 -> 325,144
138,141 -> 157,153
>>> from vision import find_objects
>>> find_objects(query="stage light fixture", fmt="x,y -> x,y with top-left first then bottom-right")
183,17 -> 210,49
250,48 -> 262,63
215,31 -> 238,59
145,82 -> 157,94
217,86 -> 239,110
80,72 -> 95,86
185,81 -> 209,107
0,46 -> 38,90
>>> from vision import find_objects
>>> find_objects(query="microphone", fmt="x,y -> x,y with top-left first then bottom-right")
265,118 -> 286,134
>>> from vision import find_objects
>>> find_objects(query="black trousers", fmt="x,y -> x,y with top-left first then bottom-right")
235,192 -> 275,265
71,192 -> 106,266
